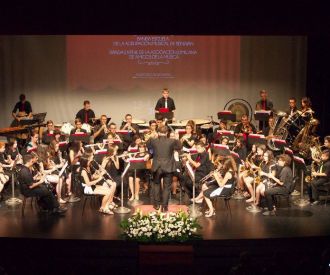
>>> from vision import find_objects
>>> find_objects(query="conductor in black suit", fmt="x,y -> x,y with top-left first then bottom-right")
146,125 -> 182,212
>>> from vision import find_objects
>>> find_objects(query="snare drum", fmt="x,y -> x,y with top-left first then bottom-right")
60,123 -> 74,135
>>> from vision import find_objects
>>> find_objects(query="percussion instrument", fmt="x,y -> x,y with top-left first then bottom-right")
132,119 -> 146,125
60,123 -> 74,135
167,122 -> 185,129
180,118 -> 211,126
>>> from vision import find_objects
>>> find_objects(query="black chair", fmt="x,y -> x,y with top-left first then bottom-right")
274,176 -> 299,208
212,179 -> 237,216
81,184 -> 103,216
317,181 -> 330,206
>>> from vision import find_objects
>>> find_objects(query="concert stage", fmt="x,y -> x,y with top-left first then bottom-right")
0,192 -> 330,274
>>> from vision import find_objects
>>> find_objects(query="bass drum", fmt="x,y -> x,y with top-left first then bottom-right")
60,123 -> 74,135
224,98 -> 253,122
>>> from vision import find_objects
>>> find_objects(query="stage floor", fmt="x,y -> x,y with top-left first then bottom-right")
0,192 -> 330,241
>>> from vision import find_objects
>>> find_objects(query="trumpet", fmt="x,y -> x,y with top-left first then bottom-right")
200,167 -> 222,184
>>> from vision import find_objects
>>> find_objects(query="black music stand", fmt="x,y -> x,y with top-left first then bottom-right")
94,149 -> 108,164
272,139 -> 287,151
292,156 -> 309,207
254,110 -> 272,121
247,134 -> 267,146
217,111 -> 236,121
32,112 -> 47,123
69,133 -> 90,143
127,158 -> 146,207
155,111 -> 173,121
212,144 -> 231,156
230,151 -> 243,165
217,130 -> 235,142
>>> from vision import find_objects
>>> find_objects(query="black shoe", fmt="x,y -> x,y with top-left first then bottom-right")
51,207 -> 66,216
153,204 -> 160,211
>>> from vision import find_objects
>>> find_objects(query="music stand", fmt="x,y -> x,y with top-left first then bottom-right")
32,112 -> 47,123
254,110 -> 272,121
155,111 -> 173,121
59,141 -> 69,153
94,149 -> 108,164
113,162 -> 131,214
211,144 -> 231,156
293,156 -> 309,207
230,151 -> 242,166
217,111 -> 236,122
247,134 -> 267,146
217,130 -> 235,142
5,165 -> 22,206
69,133 -> 90,143
284,147 -> 295,177
186,162 -> 202,218
272,138 -> 287,151
127,158 -> 145,207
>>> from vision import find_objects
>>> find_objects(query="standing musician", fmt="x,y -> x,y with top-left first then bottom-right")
255,150 -> 277,207
308,150 -> 330,205
194,155 -> 237,217
126,143 -> 150,201
120,114 -> 139,150
93,115 -> 109,144
146,126 -> 182,212
70,118 -> 87,134
263,154 -> 293,216
11,94 -> 33,126
75,100 -> 96,125
182,142 -> 212,200
18,154 -> 66,215
42,120 -> 55,145
180,124 -> 197,149
255,90 -> 274,131
79,156 -> 116,215
155,88 -> 176,120
286,97 -> 298,117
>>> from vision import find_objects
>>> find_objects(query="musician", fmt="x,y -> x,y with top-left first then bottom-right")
144,120 -> 158,141
70,118 -> 87,134
93,115 -> 109,144
256,90 -> 274,131
286,97 -> 298,117
255,150 -> 276,207
108,123 -> 123,145
180,124 -> 197,149
242,144 -> 265,203
0,142 -> 13,169
42,120 -> 55,145
146,125 -> 182,212
262,116 -> 275,137
263,154 -> 293,216
324,136 -> 330,150
308,150 -> 330,205
79,156 -> 116,215
0,164 -> 10,199
155,88 -> 176,118
194,156 -> 237,217
234,114 -> 257,140
11,94 -> 33,125
102,146 -> 121,190
25,130 -> 39,153
18,154 -> 66,215
75,100 -> 96,125
300,97 -> 314,122
120,114 -> 139,150
208,120 -> 227,143
233,137 -> 247,161
127,143 -> 150,201
182,142 -> 212,200
6,140 -> 21,164
155,116 -> 165,129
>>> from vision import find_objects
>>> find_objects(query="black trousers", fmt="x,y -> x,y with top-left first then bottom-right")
264,186 -> 289,211
23,185 -> 59,210
153,168 -> 172,207
307,177 -> 329,201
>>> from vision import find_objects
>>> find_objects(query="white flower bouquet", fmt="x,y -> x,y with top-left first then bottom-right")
120,210 -> 202,242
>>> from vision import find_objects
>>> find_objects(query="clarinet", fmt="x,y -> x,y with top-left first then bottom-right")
91,159 -> 115,182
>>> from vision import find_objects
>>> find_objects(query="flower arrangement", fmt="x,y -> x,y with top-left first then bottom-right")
120,210 -> 202,242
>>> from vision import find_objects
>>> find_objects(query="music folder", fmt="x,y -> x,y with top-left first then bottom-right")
217,111 -> 236,121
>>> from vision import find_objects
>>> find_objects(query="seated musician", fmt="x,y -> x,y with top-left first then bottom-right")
127,142 -> 150,201
93,115 -> 109,144
208,120 -> 228,143
181,142 -> 212,200
42,120 -> 55,145
6,139 -> 22,165
0,164 -> 10,199
262,116 -> 275,137
180,124 -> 197,149
240,144 -> 265,203
255,90 -> 274,131
25,130 -> 39,154
144,120 -> 158,141
263,154 -> 293,216
70,118 -> 87,134
255,150 -> 277,207
155,116 -> 164,129
0,142 -> 14,170
155,88 -> 176,121
108,123 -> 122,142
75,100 -> 95,125
18,154 -> 66,215
308,150 -> 330,205
300,97 -> 314,122
233,137 -> 247,160
11,94 -> 33,126
79,156 -> 116,215
234,114 -> 257,141
286,97 -> 298,117
194,155 -> 237,217
324,136 -> 330,150
120,114 -> 139,150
